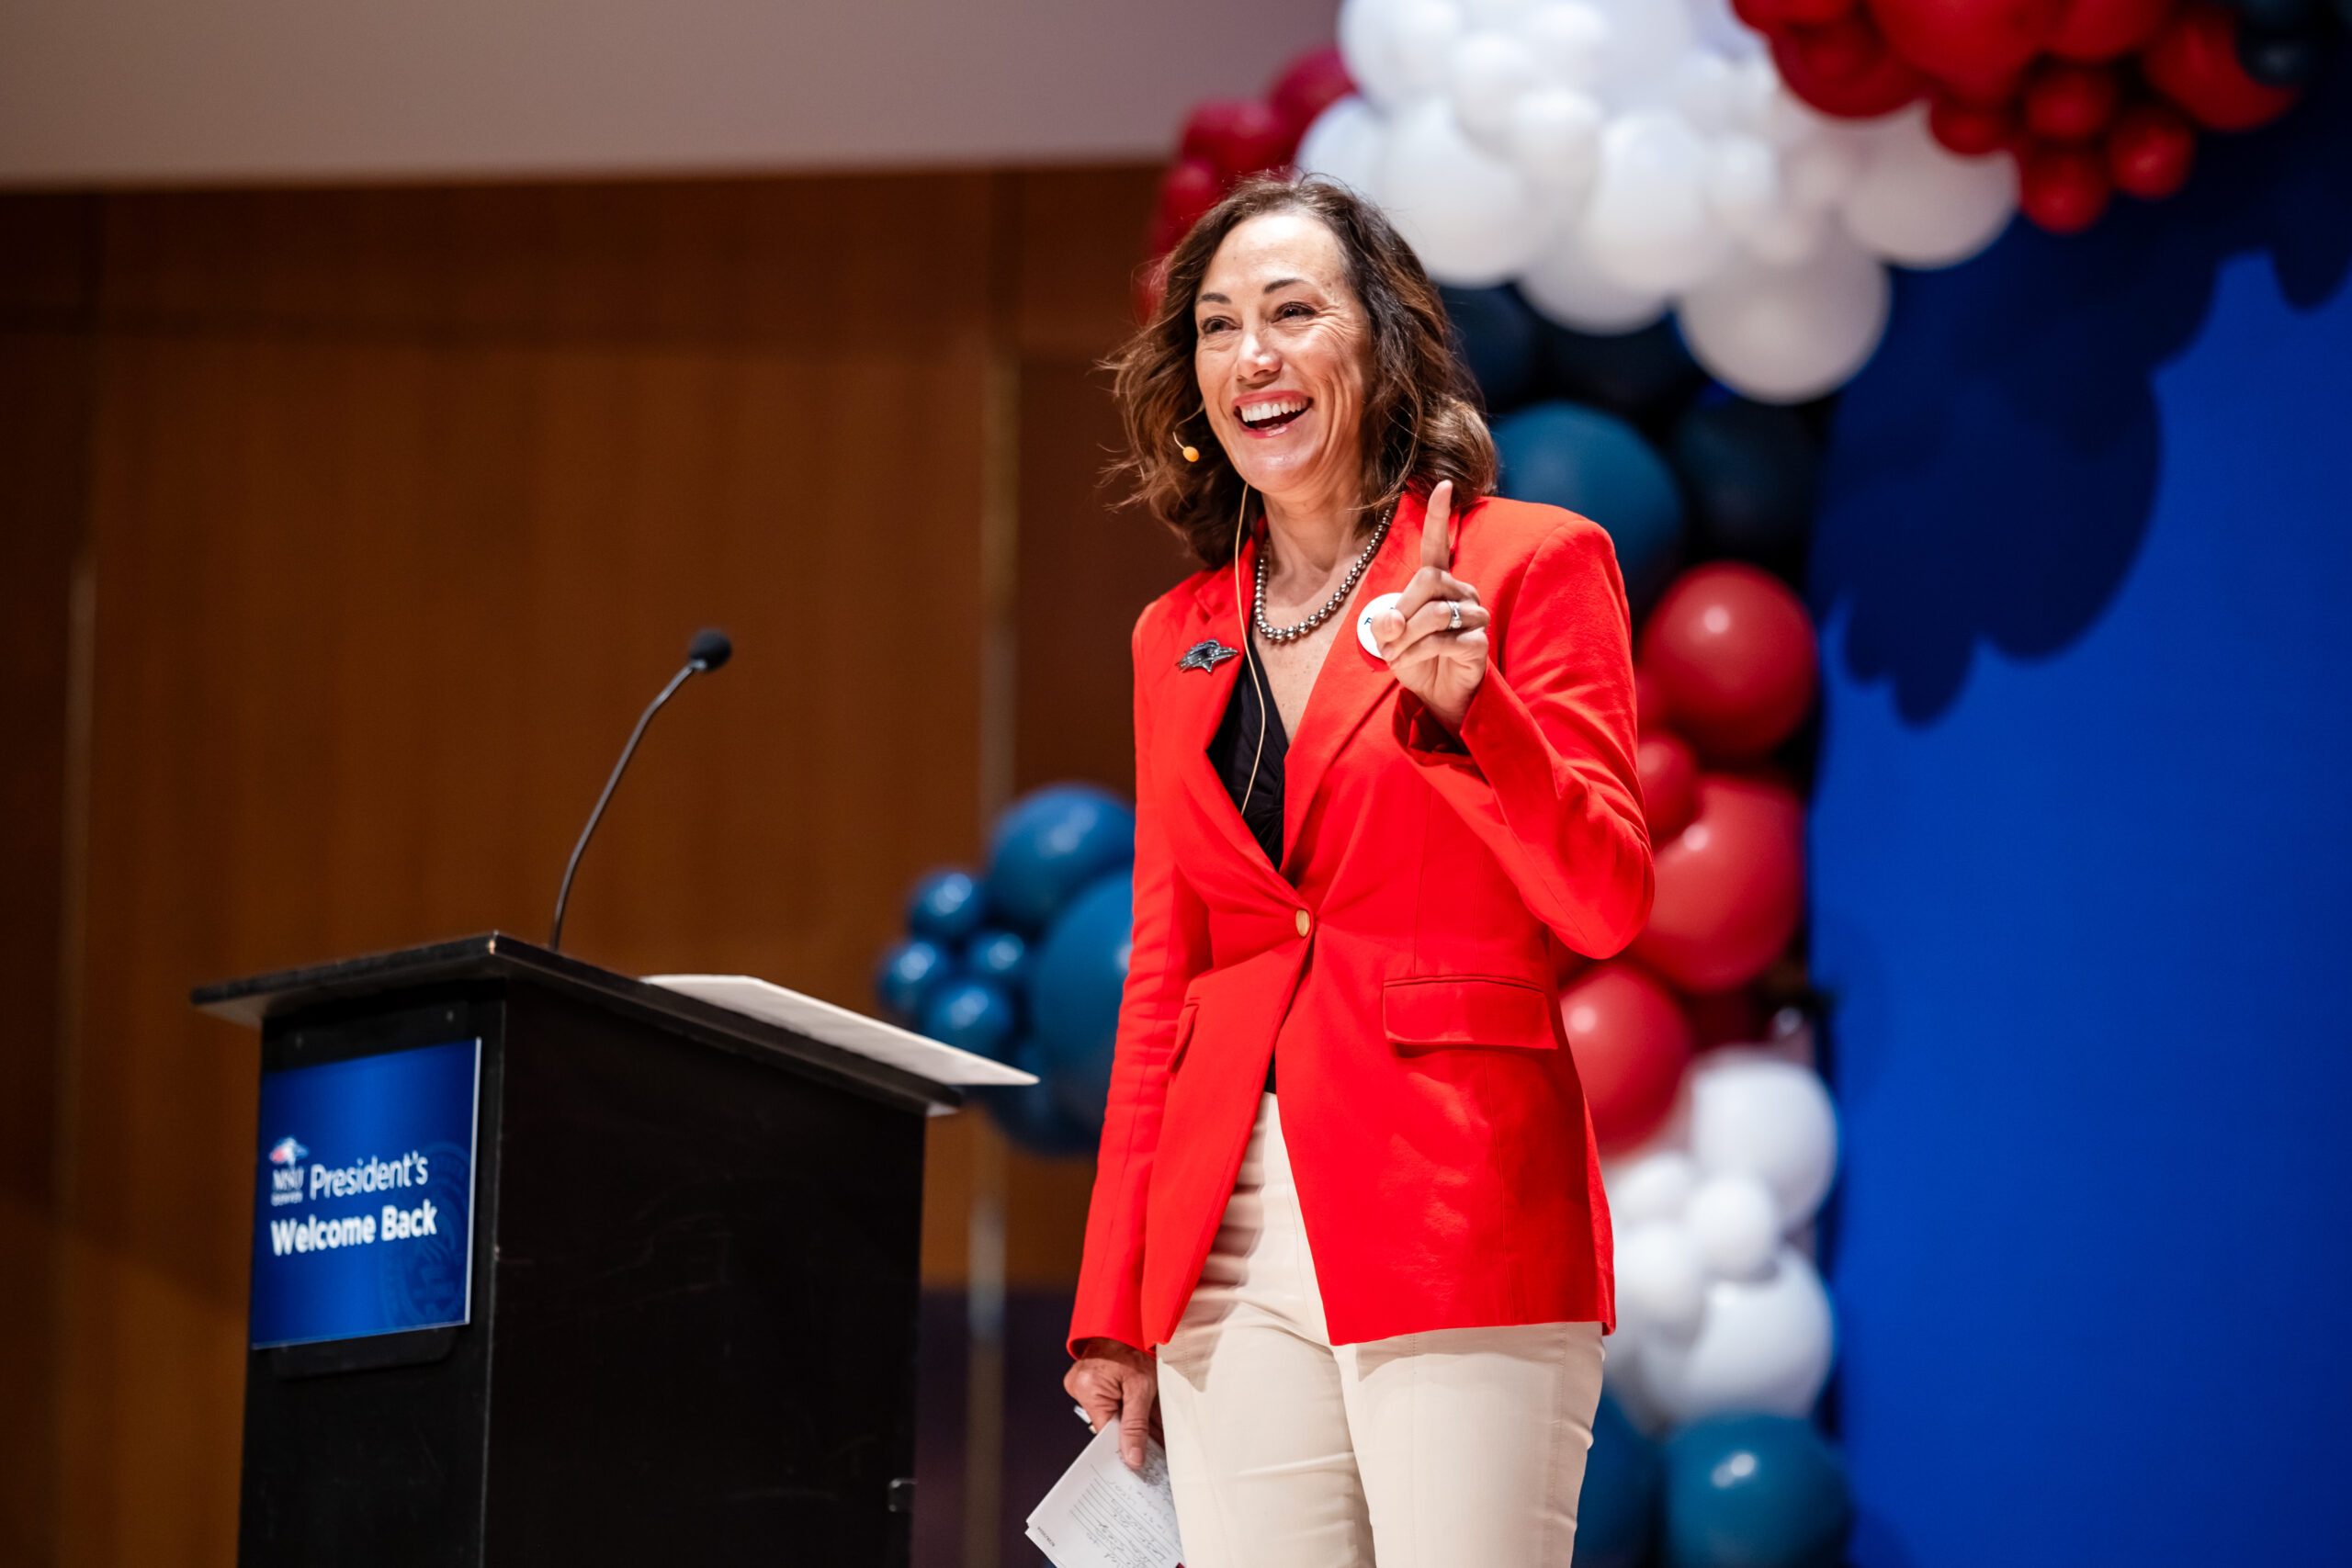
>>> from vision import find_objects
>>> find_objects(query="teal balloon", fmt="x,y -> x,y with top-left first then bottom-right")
983,1038 -> 1100,1159
875,938 -> 956,1025
919,976 -> 1019,1062
965,928 -> 1032,990
1576,1395 -> 1663,1568
1662,1415 -> 1853,1568
908,867 -> 989,946
1494,401 -> 1685,613
1027,873 -> 1134,1133
988,784 -> 1136,931
1670,400 -> 1818,566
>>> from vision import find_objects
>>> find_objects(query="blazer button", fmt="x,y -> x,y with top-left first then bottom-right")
1295,909 -> 1311,938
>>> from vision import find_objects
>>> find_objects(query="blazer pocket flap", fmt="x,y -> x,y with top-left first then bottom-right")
1168,998 -> 1202,1071
1383,976 -> 1557,1049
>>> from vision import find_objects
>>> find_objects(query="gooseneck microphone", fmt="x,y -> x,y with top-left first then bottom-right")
548,627 -> 733,953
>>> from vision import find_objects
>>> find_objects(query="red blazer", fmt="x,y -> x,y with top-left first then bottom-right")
1069,489 -> 1653,1355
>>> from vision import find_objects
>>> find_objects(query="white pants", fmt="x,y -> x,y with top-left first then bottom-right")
1155,1097 -> 1606,1568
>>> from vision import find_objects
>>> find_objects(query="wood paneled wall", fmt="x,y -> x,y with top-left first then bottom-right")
0,164 -> 1171,1568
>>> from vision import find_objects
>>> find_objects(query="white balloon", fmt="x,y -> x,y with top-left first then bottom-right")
1518,226 -> 1668,332
1379,99 -> 1554,286
1581,110 -> 1733,295
1450,30 -> 1546,152
1686,1172 -> 1781,1280
1340,0 -> 1419,109
1601,1331 -> 1674,1434
1708,132 -> 1779,231
1616,1222 -> 1708,1339
1842,107 -> 2018,268
1584,0 -> 1693,102
1297,96 -> 1389,198
1687,1046 -> 1842,1224
1670,52 -> 1739,134
1783,131 -> 1868,211
1604,1145 -> 1697,1225
1517,1 -> 1610,88
1508,85 -> 1604,189
1736,203 -> 1828,266
1638,1246 -> 1836,1423
1459,0 -> 1536,25
1679,232 -> 1890,401
1688,0 -> 1768,60
1394,0 -> 1470,98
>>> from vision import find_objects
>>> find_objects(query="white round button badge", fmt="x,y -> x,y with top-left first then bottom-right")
1358,592 -> 1404,660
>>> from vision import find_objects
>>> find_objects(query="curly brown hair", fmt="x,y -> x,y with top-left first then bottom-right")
1105,174 -> 1499,568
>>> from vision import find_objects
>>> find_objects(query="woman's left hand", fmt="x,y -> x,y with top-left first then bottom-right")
1372,480 -> 1490,731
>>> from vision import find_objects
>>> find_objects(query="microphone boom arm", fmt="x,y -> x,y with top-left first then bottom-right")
548,661 -> 699,953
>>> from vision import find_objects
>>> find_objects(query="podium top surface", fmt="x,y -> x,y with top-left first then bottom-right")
191,932 -> 1003,1113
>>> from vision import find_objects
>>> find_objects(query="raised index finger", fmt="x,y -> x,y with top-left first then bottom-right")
1420,479 -> 1453,573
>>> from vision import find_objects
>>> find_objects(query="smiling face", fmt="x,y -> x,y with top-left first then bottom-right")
1193,209 -> 1373,521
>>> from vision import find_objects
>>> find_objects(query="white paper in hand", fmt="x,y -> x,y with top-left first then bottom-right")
1024,1419 -> 1184,1568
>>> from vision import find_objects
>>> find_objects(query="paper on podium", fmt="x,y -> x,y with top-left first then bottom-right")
1025,1420 -> 1185,1568
643,974 -> 1035,1113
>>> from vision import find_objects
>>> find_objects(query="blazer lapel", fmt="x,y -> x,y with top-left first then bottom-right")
1161,530 -> 1295,897
1278,488 -> 1430,874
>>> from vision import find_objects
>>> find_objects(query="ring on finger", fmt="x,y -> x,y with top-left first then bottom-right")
1446,600 -> 1463,631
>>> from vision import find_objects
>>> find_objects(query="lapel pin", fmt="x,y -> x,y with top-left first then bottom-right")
1178,639 -> 1240,673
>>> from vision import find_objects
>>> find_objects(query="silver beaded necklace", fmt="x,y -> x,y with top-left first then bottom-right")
1252,503 -> 1396,646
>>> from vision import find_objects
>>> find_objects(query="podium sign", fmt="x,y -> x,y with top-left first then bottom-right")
250,1037 -> 482,1348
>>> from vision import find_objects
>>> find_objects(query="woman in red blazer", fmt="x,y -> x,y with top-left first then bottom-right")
1064,175 -> 1653,1567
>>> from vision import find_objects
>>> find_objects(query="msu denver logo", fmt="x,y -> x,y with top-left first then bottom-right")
265,1136 -> 309,1207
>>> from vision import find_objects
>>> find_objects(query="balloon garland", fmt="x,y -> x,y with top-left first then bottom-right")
874,784 -> 1139,1156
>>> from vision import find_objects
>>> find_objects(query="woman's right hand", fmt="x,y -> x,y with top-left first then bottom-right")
1064,1337 -> 1159,1472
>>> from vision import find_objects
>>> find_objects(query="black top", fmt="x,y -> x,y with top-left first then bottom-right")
1207,660 -> 1286,1094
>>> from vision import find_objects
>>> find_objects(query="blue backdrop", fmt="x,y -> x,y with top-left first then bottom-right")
1807,72 -> 2352,1567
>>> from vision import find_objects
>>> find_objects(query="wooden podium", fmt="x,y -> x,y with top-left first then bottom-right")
195,932 -> 1023,1567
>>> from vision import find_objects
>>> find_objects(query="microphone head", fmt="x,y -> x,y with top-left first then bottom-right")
687,627 -> 733,672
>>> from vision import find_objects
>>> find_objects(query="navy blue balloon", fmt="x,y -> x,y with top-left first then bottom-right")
1493,401 -> 1685,612
2238,22 -> 2324,85
920,976 -> 1020,1062
982,1038 -> 1102,1159
1541,316 -> 1702,416
965,927 -> 1032,991
908,867 -> 989,946
1670,400 -> 1818,566
1575,1395 -> 1664,1568
1439,284 -> 1541,412
988,784 -> 1136,932
875,938 -> 956,1025
1026,873 -> 1134,1133
1662,1415 -> 1853,1568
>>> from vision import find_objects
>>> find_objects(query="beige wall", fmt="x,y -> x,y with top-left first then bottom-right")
0,0 -> 1338,186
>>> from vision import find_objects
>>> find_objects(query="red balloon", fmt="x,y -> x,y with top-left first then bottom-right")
1639,733 -> 1702,840
1638,564 -> 1820,762
1149,157 -> 1224,255
2023,59 -> 2122,138
1784,0 -> 1866,20
1795,13 -> 1891,80
1866,0 -> 2068,78
1633,776 -> 1805,993
2141,3 -> 2301,130
1182,98 -> 1292,182
2047,0 -> 2176,59
1929,90 -> 2018,152
1772,24 -> 1928,116
1269,48 -> 1353,138
2107,98 -> 2197,197
2018,140 -> 2113,230
1558,962 -> 1694,1153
